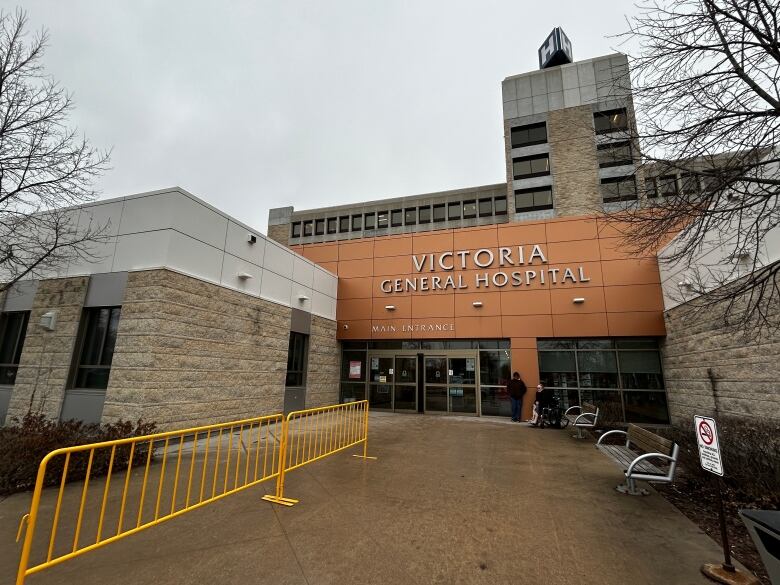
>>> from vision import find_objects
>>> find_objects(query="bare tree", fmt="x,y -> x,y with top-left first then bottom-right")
0,8 -> 110,294
609,0 -> 780,336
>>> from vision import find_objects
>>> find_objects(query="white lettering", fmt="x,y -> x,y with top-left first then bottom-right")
548,268 -> 559,284
517,245 -> 525,265
476,273 -> 489,288
578,266 -> 591,282
432,276 -> 442,290
526,270 -> 537,285
380,279 -> 392,293
511,271 -> 523,285
394,279 -> 402,292
412,255 -> 427,272
562,268 -> 577,283
474,248 -> 494,268
456,250 -> 470,268
529,245 -> 547,264
444,275 -> 456,290
493,272 -> 509,287
438,252 -> 454,271
457,275 -> 467,289
499,247 -> 512,266
420,277 -> 429,291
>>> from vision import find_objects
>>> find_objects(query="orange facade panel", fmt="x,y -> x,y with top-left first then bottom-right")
545,217 -> 598,242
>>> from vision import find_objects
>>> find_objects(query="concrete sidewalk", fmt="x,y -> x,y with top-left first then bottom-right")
1,413 -> 722,585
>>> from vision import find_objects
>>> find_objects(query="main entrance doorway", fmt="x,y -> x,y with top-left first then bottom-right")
367,350 -> 479,415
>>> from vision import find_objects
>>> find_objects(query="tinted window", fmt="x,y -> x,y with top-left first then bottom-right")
463,200 -> 476,218
659,175 -> 679,197
391,209 -> 403,227
419,206 -> 431,223
405,208 -> 416,225
364,213 -> 376,230
597,141 -> 632,167
291,222 -> 301,238
510,122 -> 547,148
433,204 -> 446,222
594,108 -> 628,134
303,221 -> 313,236
601,176 -> 637,202
377,211 -> 388,228
512,154 -> 550,179
315,219 -> 325,235
494,197 -> 507,215
448,202 -> 461,220
285,332 -> 308,387
515,187 -> 553,211
73,307 -> 121,390
478,198 -> 492,217
352,215 -> 362,231
0,311 -> 29,385
339,216 -> 350,232
327,218 -> 337,234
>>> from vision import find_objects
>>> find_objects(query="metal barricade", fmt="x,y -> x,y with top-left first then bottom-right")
15,413 -> 284,585
262,400 -> 375,506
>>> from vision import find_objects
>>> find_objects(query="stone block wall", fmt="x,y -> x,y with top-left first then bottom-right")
7,277 -> 89,421
661,299 -> 780,425
267,223 -> 289,247
102,269 -> 295,429
547,105 -> 601,216
306,315 -> 340,408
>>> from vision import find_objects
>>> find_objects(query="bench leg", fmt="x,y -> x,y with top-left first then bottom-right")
616,477 -> 650,496
571,426 -> 585,439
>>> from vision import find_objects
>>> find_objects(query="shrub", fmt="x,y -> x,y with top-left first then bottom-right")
0,413 -> 156,497
665,415 -> 780,503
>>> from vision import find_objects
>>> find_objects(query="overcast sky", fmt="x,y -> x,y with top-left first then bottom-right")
22,1 -> 639,233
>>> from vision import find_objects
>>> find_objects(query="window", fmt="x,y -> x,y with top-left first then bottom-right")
601,176 -> 637,202
0,311 -> 29,385
315,219 -> 325,235
448,201 -> 461,220
433,204 -> 446,222
377,211 -> 389,228
597,141 -> 632,167
364,212 -> 376,230
291,222 -> 301,238
72,307 -> 121,390
594,108 -> 628,134
515,187 -> 553,212
510,122 -> 547,148
645,177 -> 658,198
418,205 -> 431,223
327,218 -> 337,234
391,209 -> 403,227
404,208 -> 416,225
680,173 -> 699,195
351,215 -> 362,231
512,154 -> 550,179
537,337 -> 668,424
463,200 -> 476,219
285,332 -> 308,387
658,175 -> 678,197
339,216 -> 350,232
303,221 -> 313,237
478,198 -> 493,217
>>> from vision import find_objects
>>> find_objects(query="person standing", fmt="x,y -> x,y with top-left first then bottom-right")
506,372 -> 526,422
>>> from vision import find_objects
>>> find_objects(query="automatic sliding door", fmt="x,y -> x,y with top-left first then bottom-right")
448,356 -> 478,414
424,356 -> 447,412
394,356 -> 417,411
368,355 -> 393,409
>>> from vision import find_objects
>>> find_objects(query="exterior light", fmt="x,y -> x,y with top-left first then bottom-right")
678,280 -> 692,289
246,233 -> 257,244
237,272 -> 254,280
472,301 -> 483,307
573,297 -> 585,304
385,305 -> 396,311
297,294 -> 310,302
39,311 -> 57,331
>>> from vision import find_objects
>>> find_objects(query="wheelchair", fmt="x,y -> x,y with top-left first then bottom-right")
538,394 -> 570,429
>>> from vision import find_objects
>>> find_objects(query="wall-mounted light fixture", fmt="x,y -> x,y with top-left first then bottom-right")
237,272 -> 254,280
247,233 -> 257,244
385,305 -> 396,311
39,310 -> 57,331
297,294 -> 310,302
573,297 -> 585,304
678,280 -> 692,289
472,301 -> 483,308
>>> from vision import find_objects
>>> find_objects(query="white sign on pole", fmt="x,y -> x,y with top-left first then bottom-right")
694,415 -> 724,476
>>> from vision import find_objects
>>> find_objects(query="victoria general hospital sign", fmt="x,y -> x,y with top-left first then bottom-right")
378,245 -> 590,294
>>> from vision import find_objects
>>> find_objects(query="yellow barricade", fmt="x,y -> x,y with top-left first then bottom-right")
14,401 -> 374,583
262,400 -> 375,506
15,413 -> 284,585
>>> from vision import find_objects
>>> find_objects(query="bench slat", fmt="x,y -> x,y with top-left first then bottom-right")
597,444 -> 667,475
627,424 -> 673,456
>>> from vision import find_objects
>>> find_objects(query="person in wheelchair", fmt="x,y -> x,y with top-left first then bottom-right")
536,386 -> 566,428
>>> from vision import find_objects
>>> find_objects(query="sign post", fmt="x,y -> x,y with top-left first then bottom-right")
694,415 -> 758,585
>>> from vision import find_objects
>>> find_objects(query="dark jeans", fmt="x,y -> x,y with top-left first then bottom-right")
510,397 -> 522,421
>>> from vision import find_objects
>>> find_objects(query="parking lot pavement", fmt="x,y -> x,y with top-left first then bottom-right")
1,412 -> 722,585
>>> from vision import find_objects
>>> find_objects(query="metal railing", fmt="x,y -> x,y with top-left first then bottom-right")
263,400 -> 375,506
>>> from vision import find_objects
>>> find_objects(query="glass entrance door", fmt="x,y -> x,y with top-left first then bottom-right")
424,356 -> 448,412
368,355 -> 393,409
448,356 -> 478,414
394,356 -> 417,411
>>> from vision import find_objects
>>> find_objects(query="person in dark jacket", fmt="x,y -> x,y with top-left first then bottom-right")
506,372 -> 527,422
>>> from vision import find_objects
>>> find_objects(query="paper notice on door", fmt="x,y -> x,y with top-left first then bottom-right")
379,375 -> 386,383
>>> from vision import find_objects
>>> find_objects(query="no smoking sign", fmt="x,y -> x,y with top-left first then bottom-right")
694,415 -> 724,476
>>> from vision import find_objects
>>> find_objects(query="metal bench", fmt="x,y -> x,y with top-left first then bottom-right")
596,423 -> 679,495
564,402 -> 599,438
